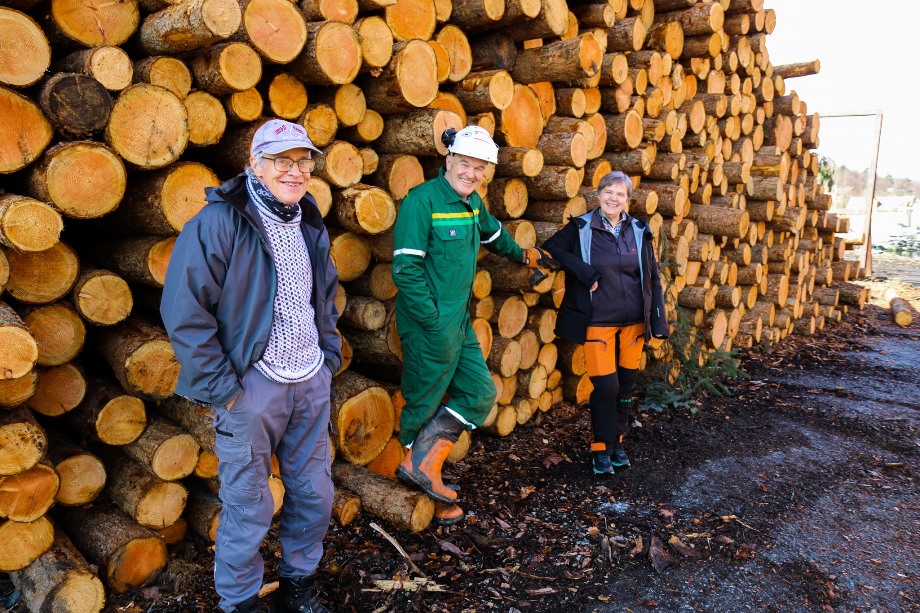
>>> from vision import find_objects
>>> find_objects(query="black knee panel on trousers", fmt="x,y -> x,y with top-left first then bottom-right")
588,373 -> 618,447
615,367 -> 637,442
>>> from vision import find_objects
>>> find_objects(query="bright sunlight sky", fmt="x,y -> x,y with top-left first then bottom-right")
763,1 -> 920,181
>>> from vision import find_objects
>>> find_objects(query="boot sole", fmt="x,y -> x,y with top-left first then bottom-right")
395,466 -> 457,504
433,514 -> 465,526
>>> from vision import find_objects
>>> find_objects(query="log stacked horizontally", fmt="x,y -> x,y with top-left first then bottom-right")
0,0 -> 871,607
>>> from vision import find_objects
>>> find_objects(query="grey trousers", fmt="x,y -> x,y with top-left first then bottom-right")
212,364 -> 333,612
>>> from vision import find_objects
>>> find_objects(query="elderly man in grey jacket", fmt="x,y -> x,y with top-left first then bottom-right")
161,119 -> 340,613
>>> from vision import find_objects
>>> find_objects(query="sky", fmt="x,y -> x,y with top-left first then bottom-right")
763,1 -> 920,181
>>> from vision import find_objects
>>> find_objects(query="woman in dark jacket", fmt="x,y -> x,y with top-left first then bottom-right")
543,170 -> 668,476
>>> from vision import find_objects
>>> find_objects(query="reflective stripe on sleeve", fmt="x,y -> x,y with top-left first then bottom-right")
481,225 -> 502,244
393,248 -> 427,257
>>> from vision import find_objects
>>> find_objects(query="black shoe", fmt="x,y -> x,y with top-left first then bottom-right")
271,576 -> 329,613
609,445 -> 631,469
229,595 -> 263,613
592,452 -> 615,476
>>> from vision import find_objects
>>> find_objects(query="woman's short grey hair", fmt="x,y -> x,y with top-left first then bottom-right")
244,151 -> 266,177
597,170 -> 634,198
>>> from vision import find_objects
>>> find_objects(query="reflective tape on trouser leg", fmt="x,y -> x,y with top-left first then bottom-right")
444,321 -> 496,428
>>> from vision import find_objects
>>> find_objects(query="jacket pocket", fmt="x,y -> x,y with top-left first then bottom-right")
432,225 -> 470,263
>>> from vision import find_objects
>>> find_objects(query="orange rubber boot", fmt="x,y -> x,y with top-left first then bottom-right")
433,502 -> 464,526
396,405 -> 465,504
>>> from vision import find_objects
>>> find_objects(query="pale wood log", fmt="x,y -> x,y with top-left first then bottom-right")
256,72 -> 306,120
495,147 -> 543,178
68,268 -> 132,327
332,462 -> 433,532
450,70 -> 514,113
134,56 -> 193,99
340,295 -> 388,331
95,318 -> 179,400
517,363 -> 547,400
140,0 -> 241,54
385,0 -> 437,42
0,86 -> 53,174
435,25 -> 472,83
28,141 -> 126,220
235,0 -> 308,63
54,46 -> 130,94
562,372 -> 592,404
0,372 -> 37,408
47,0 -> 139,47
345,264 -> 398,302
773,60 -> 820,80
539,131 -> 587,168
554,87 -> 587,117
512,34 -> 602,84
332,487 -> 362,525
4,242 -> 79,305
312,83 -> 366,128
0,516 -> 54,572
64,379 -> 147,446
102,449 -> 187,528
301,0 -> 358,22
885,288 -> 914,328
503,0 -> 568,40
837,282 -> 868,309
481,404 -> 516,436
44,434 -> 105,506
330,371 -> 395,465
340,109 -> 385,144
604,108 -> 644,150
0,460 -> 58,522
362,40 -> 438,113
487,336 -> 521,378
370,154 -> 425,200
487,178 -> 529,219
184,90 -> 227,146
490,293 -> 528,338
0,194 -> 63,252
8,529 -> 106,613
334,184 -> 397,235
106,84 -> 189,169
39,72 -> 113,139
495,83 -> 543,148
289,21 -> 361,87
686,204 -> 750,238
0,8 -> 51,88
56,500 -> 168,592
375,108 -> 462,156
354,16 -> 394,73
222,89 -> 262,124
155,516 -> 188,544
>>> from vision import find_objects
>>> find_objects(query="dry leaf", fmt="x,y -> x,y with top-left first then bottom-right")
630,535 -> 644,555
649,535 -> 674,573
527,587 -> 556,595
542,453 -> 564,469
519,485 -> 536,500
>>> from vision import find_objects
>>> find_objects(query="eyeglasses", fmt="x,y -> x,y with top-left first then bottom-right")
263,156 -> 315,173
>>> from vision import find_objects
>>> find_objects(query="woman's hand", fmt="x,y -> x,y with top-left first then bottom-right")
590,280 -> 598,292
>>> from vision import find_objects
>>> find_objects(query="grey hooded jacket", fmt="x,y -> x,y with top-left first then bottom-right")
160,174 -> 341,408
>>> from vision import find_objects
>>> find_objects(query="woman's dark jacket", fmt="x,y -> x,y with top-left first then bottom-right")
542,208 -> 669,344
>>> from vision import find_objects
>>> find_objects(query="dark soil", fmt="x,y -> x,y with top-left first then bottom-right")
3,271 -> 919,613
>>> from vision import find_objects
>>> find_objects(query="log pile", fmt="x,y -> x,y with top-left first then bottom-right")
0,0 -> 870,606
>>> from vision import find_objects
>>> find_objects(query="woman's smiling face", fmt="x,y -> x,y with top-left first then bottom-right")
598,180 -> 630,222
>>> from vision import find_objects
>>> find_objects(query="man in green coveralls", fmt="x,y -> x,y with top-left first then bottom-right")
392,126 -> 560,526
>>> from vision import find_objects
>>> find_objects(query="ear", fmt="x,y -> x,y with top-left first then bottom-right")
249,155 -> 261,174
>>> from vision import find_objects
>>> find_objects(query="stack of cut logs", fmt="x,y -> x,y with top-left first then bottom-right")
0,0 -> 871,608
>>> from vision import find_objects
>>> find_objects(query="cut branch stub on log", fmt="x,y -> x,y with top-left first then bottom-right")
330,371 -> 395,466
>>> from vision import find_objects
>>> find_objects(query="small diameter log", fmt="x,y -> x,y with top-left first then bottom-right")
481,254 -> 554,294
28,141 -> 126,220
0,372 -> 38,409
224,88 -> 263,123
185,481 -> 221,541
184,90 -> 226,146
261,72 -> 307,120
0,408 -> 46,475
0,86 -> 53,174
290,22 -> 361,86
45,434 -> 105,506
64,379 -> 147,446
334,184 -> 396,236
55,46 -> 130,93
332,462 -> 434,533
55,501 -> 168,593
515,328 -> 538,370
481,404 -> 516,436
5,242 -> 79,305
340,109 -> 384,144
604,108 -> 644,150
375,109 -> 463,156
0,302 -> 39,380
133,56 -> 193,99
0,8 -> 51,88
0,516 -> 54,572
157,394 -> 216,452
330,371 -> 396,465
362,40 -> 438,113
8,529 -> 106,613
496,147 -> 543,178
314,140 -> 363,188
332,487 -> 362,526
106,84 -> 189,169
371,154 -> 425,200
313,83 -> 366,128
448,0 -> 505,29
0,460 -> 59,522
490,293 -> 529,338
355,16 -> 394,73
487,336 -> 522,378
140,0 -> 242,55
120,416 -> 199,481
95,318 -> 180,400
885,288 -> 914,327
0,194 -> 63,252
511,34 -> 602,84
364,435 -> 405,479
103,450 -> 188,528
238,0 -> 308,63
21,303 -> 85,367
340,296 -> 387,331
27,363 -> 86,417
518,364 -> 547,399
329,231 -> 371,282
185,42 -> 261,95
487,178 -> 529,219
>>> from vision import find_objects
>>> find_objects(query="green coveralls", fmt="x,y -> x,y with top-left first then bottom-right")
392,168 -> 523,445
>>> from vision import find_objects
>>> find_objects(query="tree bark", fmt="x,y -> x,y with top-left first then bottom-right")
94,317 -> 180,400
332,462 -> 434,533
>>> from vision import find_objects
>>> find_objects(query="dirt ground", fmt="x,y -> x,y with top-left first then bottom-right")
2,256 -> 918,613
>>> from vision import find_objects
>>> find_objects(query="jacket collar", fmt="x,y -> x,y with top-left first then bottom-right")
208,173 -> 325,230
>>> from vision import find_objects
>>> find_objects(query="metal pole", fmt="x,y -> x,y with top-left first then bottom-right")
859,111 -> 884,276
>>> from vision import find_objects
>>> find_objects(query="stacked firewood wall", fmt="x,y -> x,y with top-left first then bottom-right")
0,0 -> 870,607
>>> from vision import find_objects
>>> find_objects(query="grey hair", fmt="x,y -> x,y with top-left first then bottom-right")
244,151 -> 266,177
597,170 -> 634,199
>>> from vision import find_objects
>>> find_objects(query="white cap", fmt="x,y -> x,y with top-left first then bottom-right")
251,119 -> 321,156
446,125 -> 498,164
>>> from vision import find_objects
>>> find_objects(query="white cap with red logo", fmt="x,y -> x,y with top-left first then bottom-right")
251,118 -> 322,156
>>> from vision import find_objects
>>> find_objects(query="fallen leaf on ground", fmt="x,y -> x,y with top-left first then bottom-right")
649,535 -> 674,573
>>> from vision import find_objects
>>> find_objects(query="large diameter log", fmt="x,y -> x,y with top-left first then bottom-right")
184,90 -> 227,146
375,109 -> 462,156
0,8 -> 52,88
495,83 -> 543,148
330,371 -> 395,465
370,154 -> 425,201
39,72 -> 113,139
237,0 -> 308,63
0,460 -> 58,522
91,235 -> 175,289
0,194 -> 63,252
185,481 -> 221,541
604,108 -> 644,150
329,231 -> 371,282
45,434 -> 106,506
503,0 -> 568,41
103,450 -> 188,528
56,501 -> 168,592
538,131 -> 587,167
355,16 -> 394,72
140,0 -> 242,54
526,166 -> 580,199
105,84 -> 189,169
0,86 -> 53,174
511,34 -> 602,84
4,242 -> 79,305
64,379 -> 147,446
332,462 -> 433,533
300,0 -> 358,22
28,141 -> 126,220
0,406 -> 46,476
487,178 -> 528,219
71,265 -> 132,325
121,417 -> 199,481
95,318 -> 180,399
334,184 -> 397,236
9,529 -> 106,613
261,72 -> 307,120
686,204 -> 750,239
490,293 -> 529,338
0,516 -> 54,572
385,0 -> 437,42
1,302 -> 39,381
21,303 -> 85,367
290,21 -> 361,86
362,39 -> 439,113
436,25 -> 473,83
